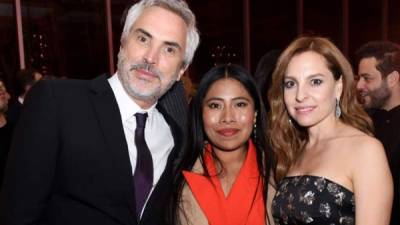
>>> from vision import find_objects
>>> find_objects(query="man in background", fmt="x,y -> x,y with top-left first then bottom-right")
15,68 -> 43,104
6,68 -> 42,123
356,41 -> 400,225
0,78 -> 13,187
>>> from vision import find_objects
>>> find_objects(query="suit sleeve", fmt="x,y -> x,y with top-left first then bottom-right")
1,80 -> 59,225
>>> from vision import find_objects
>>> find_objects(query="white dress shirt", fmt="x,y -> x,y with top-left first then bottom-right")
108,74 -> 174,216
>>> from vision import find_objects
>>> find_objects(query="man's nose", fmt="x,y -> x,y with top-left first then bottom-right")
356,78 -> 365,91
143,45 -> 159,65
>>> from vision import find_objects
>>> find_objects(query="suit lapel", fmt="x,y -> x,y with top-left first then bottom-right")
158,81 -> 188,172
158,81 -> 188,133
140,104 -> 185,223
157,104 -> 185,172
88,75 -> 138,222
87,77 -> 187,224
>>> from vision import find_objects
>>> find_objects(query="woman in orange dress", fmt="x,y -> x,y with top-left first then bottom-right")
169,64 -> 274,225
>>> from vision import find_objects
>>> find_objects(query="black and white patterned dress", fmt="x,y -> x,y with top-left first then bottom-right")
272,175 -> 355,225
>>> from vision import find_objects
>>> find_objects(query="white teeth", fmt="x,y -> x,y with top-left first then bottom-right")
296,107 -> 313,112
358,91 -> 368,97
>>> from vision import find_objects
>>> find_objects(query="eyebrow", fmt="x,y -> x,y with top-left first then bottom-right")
205,96 -> 252,102
135,28 -> 152,39
164,41 -> 182,50
134,28 -> 182,51
285,73 -> 325,80
359,73 -> 371,77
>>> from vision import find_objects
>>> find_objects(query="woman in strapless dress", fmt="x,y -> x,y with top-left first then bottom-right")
266,36 -> 393,225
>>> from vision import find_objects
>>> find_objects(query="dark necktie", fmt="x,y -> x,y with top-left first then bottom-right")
133,113 -> 154,218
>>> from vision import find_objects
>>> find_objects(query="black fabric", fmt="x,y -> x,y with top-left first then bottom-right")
272,175 -> 355,225
5,100 -> 22,124
370,105 -> 400,225
0,121 -> 14,187
0,75 -> 187,225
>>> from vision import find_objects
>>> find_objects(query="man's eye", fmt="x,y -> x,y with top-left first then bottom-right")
359,75 -> 372,82
164,46 -> 177,55
137,35 -> 148,44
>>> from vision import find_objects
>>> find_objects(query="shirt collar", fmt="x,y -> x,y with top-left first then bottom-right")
373,104 -> 400,118
388,104 -> 400,114
108,73 -> 157,122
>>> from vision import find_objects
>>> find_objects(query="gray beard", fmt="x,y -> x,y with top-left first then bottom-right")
116,53 -> 179,103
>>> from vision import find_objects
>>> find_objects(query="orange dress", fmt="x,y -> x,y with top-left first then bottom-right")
183,140 -> 265,225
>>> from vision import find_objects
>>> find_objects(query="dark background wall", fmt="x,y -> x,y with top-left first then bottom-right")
0,0 -> 399,91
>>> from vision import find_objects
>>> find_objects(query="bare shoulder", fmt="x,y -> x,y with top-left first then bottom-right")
343,128 -> 393,225
335,125 -> 383,154
350,136 -> 383,158
329,126 -> 387,169
351,133 -> 383,151
339,128 -> 389,178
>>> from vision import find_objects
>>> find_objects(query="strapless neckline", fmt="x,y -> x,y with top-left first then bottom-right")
272,174 -> 355,225
282,175 -> 353,194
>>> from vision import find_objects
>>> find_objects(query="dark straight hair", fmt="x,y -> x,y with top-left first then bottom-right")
169,63 -> 274,224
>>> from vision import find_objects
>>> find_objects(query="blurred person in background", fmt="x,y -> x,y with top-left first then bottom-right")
0,78 -> 14,187
254,49 -> 281,113
7,68 -> 42,123
15,68 -> 43,104
355,41 -> 400,225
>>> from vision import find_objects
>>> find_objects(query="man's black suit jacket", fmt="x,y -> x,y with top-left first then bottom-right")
1,75 -> 187,225
370,107 -> 400,225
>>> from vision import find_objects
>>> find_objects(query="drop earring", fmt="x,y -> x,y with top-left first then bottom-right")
253,111 -> 257,139
253,122 -> 257,139
335,98 -> 341,118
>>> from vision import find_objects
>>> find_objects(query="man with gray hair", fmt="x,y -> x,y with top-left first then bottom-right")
1,0 -> 199,224
356,41 -> 400,225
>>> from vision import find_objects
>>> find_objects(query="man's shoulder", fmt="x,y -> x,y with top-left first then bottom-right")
35,75 -> 109,92
158,81 -> 188,131
23,75 -> 112,107
159,81 -> 187,112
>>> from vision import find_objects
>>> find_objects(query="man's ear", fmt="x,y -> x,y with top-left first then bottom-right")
177,62 -> 188,81
177,68 -> 185,81
386,71 -> 399,88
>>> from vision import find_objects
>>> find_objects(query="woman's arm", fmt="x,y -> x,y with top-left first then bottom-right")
353,137 -> 393,225
266,177 -> 276,225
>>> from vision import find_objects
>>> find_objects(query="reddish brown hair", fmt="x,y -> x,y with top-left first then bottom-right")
268,37 -> 373,183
